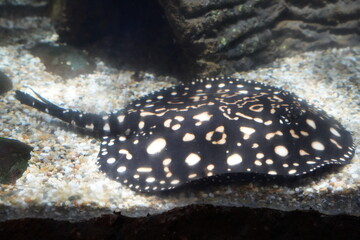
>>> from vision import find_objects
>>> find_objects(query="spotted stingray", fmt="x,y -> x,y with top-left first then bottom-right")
15,77 -> 355,192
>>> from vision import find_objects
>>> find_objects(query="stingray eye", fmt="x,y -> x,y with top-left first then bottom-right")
278,103 -> 303,125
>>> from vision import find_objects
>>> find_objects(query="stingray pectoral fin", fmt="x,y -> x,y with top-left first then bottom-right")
96,77 -> 355,193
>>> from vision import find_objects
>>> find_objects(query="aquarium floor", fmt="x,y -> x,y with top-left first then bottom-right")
0,45 -> 359,221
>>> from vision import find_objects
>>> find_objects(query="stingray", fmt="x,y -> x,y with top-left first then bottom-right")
15,77 -> 355,192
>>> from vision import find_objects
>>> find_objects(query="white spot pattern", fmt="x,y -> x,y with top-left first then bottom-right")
185,153 -> 201,166
146,138 -> 167,154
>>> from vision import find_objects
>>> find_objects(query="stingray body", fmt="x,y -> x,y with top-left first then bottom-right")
15,77 -> 355,192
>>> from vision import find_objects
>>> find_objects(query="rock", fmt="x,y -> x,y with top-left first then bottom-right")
0,0 -> 49,18
159,0 -> 360,75
0,71 -> 12,95
0,206 -> 359,239
51,0 -> 186,78
29,43 -> 96,79
0,137 -> 33,184
0,1 -> 53,45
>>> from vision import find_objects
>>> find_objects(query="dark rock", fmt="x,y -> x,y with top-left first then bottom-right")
0,1 -> 52,46
51,0 -> 187,79
0,0 -> 50,19
159,0 -> 360,76
0,206 -> 359,239
0,71 -> 13,95
29,43 -> 96,79
0,137 -> 33,184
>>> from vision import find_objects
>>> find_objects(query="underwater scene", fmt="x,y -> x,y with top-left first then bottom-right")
0,0 -> 359,233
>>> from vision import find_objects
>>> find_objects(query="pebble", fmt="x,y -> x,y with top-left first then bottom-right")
43,146 -> 51,152
62,144 -> 71,149
335,187 -> 343,192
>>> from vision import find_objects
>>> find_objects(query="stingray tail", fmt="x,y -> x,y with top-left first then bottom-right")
15,89 -> 110,136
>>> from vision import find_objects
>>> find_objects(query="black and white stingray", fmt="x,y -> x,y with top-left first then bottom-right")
15,77 -> 355,192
